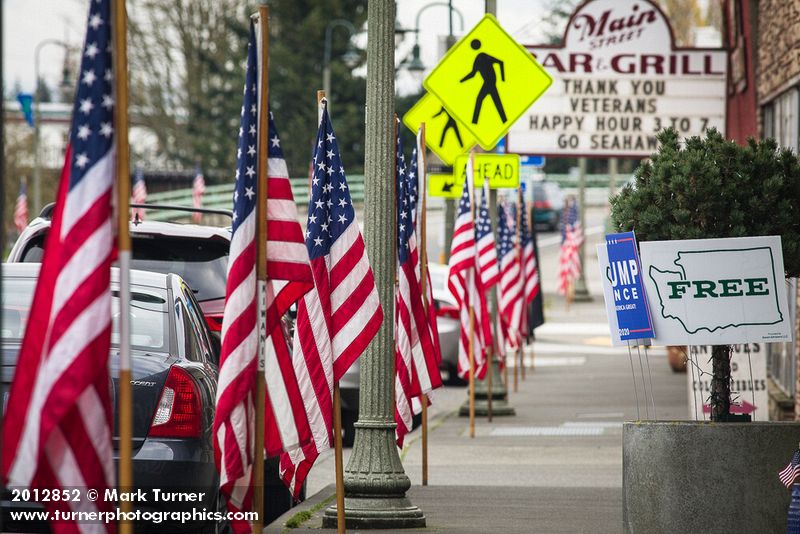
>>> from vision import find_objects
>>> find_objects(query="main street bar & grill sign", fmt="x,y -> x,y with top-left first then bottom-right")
507,0 -> 727,157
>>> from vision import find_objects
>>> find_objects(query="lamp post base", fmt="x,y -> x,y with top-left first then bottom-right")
322,496 -> 425,529
459,358 -> 515,417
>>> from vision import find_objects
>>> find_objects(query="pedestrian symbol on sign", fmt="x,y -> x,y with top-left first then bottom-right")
433,106 -> 464,149
423,14 -> 553,150
460,39 -> 507,125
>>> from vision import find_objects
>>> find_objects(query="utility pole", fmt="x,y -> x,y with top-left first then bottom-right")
325,0 -> 425,528
573,157 -> 592,301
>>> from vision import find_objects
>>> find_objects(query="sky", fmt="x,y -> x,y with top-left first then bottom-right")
2,0 -> 552,97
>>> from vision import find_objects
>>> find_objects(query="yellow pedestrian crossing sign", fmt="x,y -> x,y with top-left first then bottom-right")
423,14 -> 553,150
403,92 -> 476,166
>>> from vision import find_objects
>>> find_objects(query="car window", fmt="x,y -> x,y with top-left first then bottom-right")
129,237 -> 229,302
18,233 -> 229,303
182,283 -> 213,361
1,277 -> 169,364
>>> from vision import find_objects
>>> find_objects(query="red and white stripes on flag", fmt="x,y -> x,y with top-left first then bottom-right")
476,180 -> 499,290
14,181 -> 28,233
192,166 -> 206,223
557,198 -> 583,295
2,1 -> 117,531
279,102 -> 382,498
497,201 -> 524,350
518,189 -> 539,304
213,25 -> 313,531
448,157 -> 491,381
394,127 -> 442,447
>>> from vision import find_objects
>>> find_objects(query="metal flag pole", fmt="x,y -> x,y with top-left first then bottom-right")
252,6 -> 270,533
418,122 -> 430,486
112,1 -> 134,532
468,151 -> 476,439
320,91 -> 346,534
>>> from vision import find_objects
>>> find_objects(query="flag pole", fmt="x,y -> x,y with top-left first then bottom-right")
418,122 -> 429,486
320,90 -> 347,534
253,6 -> 270,533
112,1 -> 134,532
514,194 -> 522,394
468,151 -> 476,439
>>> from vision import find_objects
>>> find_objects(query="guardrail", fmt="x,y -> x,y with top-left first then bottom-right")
145,175 -> 366,221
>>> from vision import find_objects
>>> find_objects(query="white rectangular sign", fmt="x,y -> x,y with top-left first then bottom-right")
506,0 -> 727,157
686,344 -> 768,421
640,236 -> 793,346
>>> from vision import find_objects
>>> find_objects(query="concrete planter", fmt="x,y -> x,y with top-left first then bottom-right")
623,421 -> 800,533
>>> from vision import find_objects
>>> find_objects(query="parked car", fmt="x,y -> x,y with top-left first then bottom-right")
8,204 -> 231,336
7,205 -> 302,525
530,180 -> 565,231
426,263 -> 464,385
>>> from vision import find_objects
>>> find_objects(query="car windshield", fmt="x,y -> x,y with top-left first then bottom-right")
129,237 -> 228,302
2,278 -> 170,356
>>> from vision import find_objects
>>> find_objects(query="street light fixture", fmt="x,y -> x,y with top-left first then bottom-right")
396,3 -> 465,84
323,19 -> 360,106
33,38 -> 71,215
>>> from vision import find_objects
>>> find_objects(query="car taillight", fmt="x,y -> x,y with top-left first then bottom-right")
149,366 -> 202,438
437,305 -> 459,319
204,314 -> 223,332
534,200 -> 551,210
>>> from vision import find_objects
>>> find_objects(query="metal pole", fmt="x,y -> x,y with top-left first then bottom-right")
252,7 -> 270,533
32,39 -> 68,216
112,1 -> 133,532
573,157 -> 592,301
468,153 -> 476,439
419,123 -> 430,486
323,20 -> 357,111
333,0 -> 424,527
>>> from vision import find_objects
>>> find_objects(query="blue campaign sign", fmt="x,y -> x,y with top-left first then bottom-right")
521,155 -> 545,168
605,231 -> 655,341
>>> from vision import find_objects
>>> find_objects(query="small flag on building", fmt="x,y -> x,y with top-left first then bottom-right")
14,181 -> 28,233
192,165 -> 206,223
131,166 -> 147,221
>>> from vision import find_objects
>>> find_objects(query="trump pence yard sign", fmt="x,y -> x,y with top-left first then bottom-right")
639,236 -> 793,346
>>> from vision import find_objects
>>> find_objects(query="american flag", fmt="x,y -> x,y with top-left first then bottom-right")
780,449 -> 800,487
192,165 -> 206,223
447,157 -> 491,380
497,200 -> 523,350
518,188 -> 539,304
476,180 -> 499,289
279,101 -> 382,497
2,0 -> 117,530
14,180 -> 28,232
557,197 -> 583,295
394,126 -> 442,447
212,24 -> 313,529
131,166 -> 147,221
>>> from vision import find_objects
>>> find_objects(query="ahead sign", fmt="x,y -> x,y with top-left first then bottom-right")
453,154 -> 520,189
424,14 -> 553,150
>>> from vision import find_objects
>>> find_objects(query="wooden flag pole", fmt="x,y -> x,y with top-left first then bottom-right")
112,1 -> 134,532
252,7 -> 270,534
319,90 -> 347,534
468,152 -> 476,439
418,122 -> 430,486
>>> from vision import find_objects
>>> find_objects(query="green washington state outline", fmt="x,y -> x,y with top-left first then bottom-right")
647,246 -> 783,334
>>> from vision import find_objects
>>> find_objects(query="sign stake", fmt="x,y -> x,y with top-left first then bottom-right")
419,122 -> 430,486
252,7 -> 270,533
112,1 -> 134,532
468,151 -> 476,439
627,342 -> 641,421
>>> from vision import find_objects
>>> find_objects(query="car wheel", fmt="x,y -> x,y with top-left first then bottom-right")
341,410 -> 357,447
446,363 -> 467,386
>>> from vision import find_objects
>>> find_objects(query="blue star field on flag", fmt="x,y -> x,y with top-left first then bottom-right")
231,23 -> 259,234
306,103 -> 356,259
476,183 -> 492,242
69,0 -> 114,189
397,130 -> 413,265
497,202 -> 516,259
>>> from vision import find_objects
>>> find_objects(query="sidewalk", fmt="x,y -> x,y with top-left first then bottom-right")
266,233 -> 689,533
